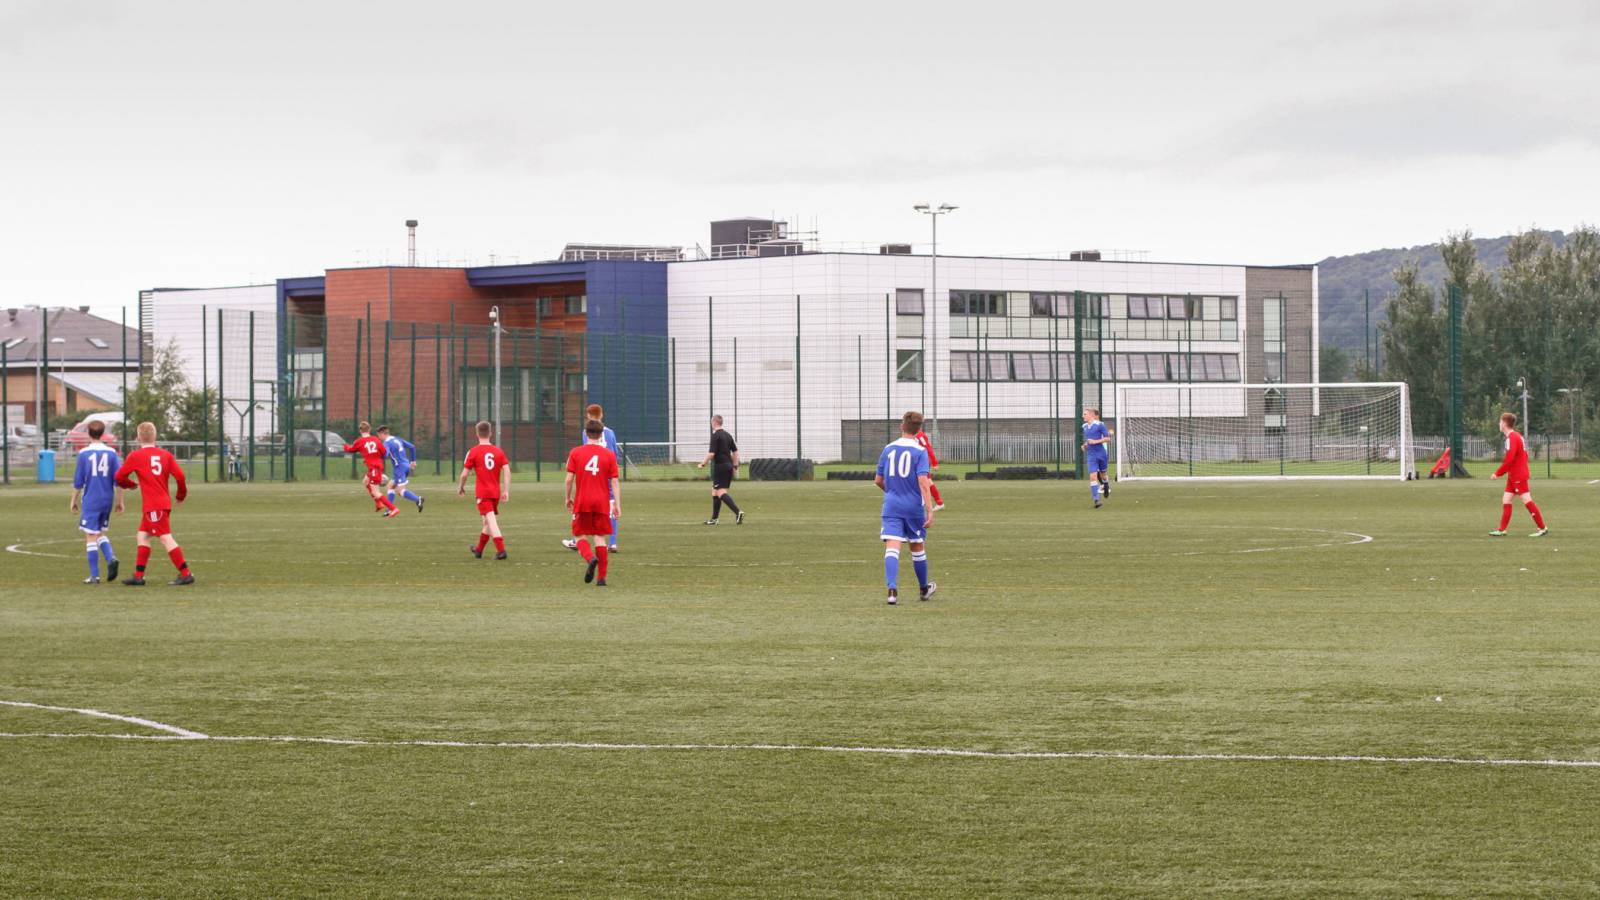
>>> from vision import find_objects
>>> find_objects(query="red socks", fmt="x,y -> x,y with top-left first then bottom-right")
1500,504 -> 1514,530
576,542 -> 594,562
1528,502 -> 1545,528
168,547 -> 190,575
597,546 -> 609,580
492,537 -> 505,553
135,545 -> 151,576
475,533 -> 490,553
929,483 -> 944,505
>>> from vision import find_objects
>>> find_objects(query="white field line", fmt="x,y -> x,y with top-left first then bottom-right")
0,699 -> 208,738
2,700 -> 1598,769
1176,527 -> 1373,556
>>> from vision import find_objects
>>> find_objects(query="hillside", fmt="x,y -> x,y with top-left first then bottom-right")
1317,231 -> 1567,352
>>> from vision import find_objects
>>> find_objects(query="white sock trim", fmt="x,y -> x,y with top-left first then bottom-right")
911,552 -> 927,561
884,549 -> 900,558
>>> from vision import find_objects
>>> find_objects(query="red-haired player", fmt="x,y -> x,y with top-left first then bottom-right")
459,420 -> 510,559
113,421 -> 195,586
1489,412 -> 1547,537
913,426 -> 945,511
344,421 -> 398,517
565,418 -> 621,586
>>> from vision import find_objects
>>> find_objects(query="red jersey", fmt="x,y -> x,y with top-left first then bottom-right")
463,443 -> 508,500
566,443 -> 619,514
1493,430 -> 1530,482
914,430 -> 939,467
115,446 -> 187,512
344,434 -> 387,470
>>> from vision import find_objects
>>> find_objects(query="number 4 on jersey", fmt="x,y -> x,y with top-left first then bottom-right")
584,455 -> 600,476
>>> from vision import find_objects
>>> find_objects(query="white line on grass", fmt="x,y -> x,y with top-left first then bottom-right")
3,700 -> 1598,769
1174,527 -> 1373,556
0,699 -> 208,738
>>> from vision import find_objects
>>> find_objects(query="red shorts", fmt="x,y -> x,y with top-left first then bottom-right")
571,511 -> 612,537
138,509 -> 172,536
476,498 -> 500,516
1505,480 -> 1530,496
365,466 -> 385,487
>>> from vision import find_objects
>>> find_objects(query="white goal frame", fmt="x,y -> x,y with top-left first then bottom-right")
1114,381 -> 1413,482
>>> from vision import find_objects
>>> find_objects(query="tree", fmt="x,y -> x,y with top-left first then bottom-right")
1318,344 -> 1351,383
122,340 -> 215,442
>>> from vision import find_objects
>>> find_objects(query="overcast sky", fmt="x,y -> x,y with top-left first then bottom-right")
3,0 -> 1597,319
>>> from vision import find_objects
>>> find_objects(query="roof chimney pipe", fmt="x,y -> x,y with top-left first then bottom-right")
405,219 -> 419,267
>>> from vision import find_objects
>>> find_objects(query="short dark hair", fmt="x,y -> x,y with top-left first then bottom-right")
901,411 -> 923,435
375,425 -> 390,434
86,420 -> 105,440
1086,407 -> 1100,418
711,414 -> 723,426
476,420 -> 493,438
584,418 -> 604,438
1501,412 -> 1517,428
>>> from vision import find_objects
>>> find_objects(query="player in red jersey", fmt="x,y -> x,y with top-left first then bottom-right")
913,428 -> 945,510
344,421 -> 398,517
459,420 -> 510,559
565,418 -> 621,586
112,422 -> 195,586
1489,411 -> 1547,537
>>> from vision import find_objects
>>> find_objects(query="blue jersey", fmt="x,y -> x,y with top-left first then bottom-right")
578,425 -> 619,457
383,435 -> 416,474
73,443 -> 120,510
877,437 -> 930,520
1083,420 -> 1110,455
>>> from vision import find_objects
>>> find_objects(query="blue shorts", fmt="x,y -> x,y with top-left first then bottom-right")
1086,453 -> 1108,473
391,466 -> 410,486
880,515 -> 927,544
78,505 -> 111,534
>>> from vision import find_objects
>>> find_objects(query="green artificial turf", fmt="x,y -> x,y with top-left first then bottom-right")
2,475 -> 1597,896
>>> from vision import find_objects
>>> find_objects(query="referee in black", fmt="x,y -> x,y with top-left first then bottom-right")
697,415 -> 744,525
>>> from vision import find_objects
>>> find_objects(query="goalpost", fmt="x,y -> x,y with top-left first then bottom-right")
617,441 -> 700,481
1114,382 -> 1414,481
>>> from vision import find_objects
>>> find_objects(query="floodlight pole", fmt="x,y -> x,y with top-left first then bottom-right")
914,203 -> 957,437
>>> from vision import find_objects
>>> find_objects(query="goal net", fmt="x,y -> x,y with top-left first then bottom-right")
1114,382 -> 1414,481
617,442 -> 701,481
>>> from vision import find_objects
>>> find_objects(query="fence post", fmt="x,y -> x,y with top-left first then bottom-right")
1052,308 -> 1060,473
2,339 -> 8,484
511,327 -> 520,469
975,322 -> 983,472
201,305 -> 209,481
1447,285 -> 1467,477
217,310 -> 226,481
449,304 -> 457,468
707,296 -> 715,421
381,318 -> 391,426
1073,291 -> 1084,480
669,337 -> 676,458
365,303 -> 373,419
320,315 -> 328,480
248,310 -> 256,480
120,306 -> 129,453
434,323 -> 442,477
732,336 -> 738,438
352,318 -> 363,480
408,322 -> 417,455
532,323 -> 542,482
857,334 -> 863,461
284,313 -> 295,482
795,294 -> 801,467
884,294 -> 891,449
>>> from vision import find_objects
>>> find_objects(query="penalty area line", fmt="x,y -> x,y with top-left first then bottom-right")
0,729 -> 1596,770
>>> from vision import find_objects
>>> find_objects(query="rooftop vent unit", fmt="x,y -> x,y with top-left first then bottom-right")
1069,250 -> 1103,262
879,243 -> 913,255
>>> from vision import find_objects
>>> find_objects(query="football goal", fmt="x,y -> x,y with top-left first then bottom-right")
617,442 -> 702,481
1114,382 -> 1414,481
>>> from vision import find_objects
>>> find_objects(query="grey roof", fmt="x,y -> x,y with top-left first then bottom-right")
0,307 -> 140,365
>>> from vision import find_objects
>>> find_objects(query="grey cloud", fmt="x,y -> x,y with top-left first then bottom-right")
0,0 -> 124,55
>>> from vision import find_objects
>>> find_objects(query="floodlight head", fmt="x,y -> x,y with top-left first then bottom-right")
939,204 -> 958,212
489,306 -> 499,323
913,203 -> 930,212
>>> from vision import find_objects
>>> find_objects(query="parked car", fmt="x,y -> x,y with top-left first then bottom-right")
294,429 -> 350,456
63,412 -> 124,452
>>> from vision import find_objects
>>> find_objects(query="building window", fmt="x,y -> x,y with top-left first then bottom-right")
565,296 -> 586,315
538,298 -> 553,317
1263,296 -> 1286,382
950,290 -> 1005,317
1030,293 -> 1056,317
566,372 -> 587,392
896,349 -> 923,382
895,289 -> 924,315
1219,296 -> 1237,321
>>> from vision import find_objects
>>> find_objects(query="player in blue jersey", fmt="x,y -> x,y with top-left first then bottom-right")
564,403 -> 622,553
1081,407 -> 1112,508
68,419 -> 123,584
875,411 -> 937,606
376,426 -> 424,513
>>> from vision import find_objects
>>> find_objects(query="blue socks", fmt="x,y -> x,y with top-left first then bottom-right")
1091,482 -> 1102,501
912,550 -> 929,589
401,489 -> 422,503
86,543 -> 100,580
610,518 -> 618,549
884,547 -> 900,589
98,537 -> 115,563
